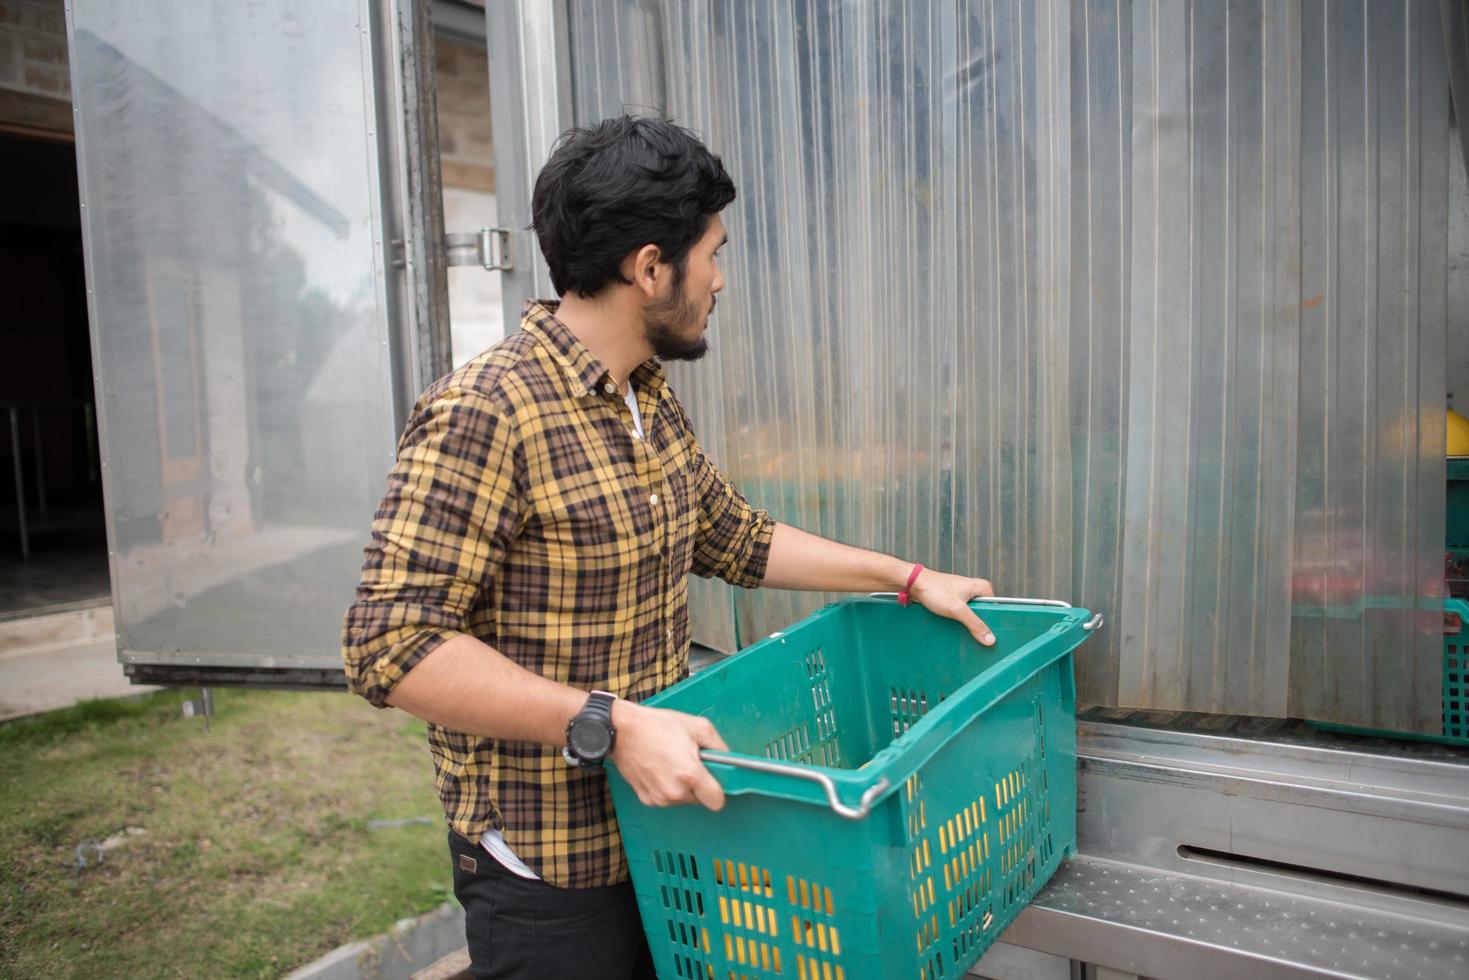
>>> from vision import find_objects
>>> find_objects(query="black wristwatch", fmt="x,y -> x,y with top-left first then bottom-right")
563,690 -> 617,767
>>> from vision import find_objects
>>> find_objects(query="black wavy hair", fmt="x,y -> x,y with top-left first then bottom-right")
531,115 -> 736,298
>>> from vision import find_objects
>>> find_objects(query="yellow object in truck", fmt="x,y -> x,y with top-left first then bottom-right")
1450,408 -> 1469,457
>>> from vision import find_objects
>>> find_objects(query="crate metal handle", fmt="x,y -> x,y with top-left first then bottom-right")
869,592 -> 1069,607
870,593 -> 1103,630
974,597 -> 1104,631
699,750 -> 890,820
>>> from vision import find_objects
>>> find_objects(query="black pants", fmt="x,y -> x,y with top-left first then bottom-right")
448,831 -> 657,979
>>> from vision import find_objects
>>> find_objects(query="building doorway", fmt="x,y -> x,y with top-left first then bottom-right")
0,130 -> 109,617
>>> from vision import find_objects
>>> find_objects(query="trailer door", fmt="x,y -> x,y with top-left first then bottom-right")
68,0 -> 451,688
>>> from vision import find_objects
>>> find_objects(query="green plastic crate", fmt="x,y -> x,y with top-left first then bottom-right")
1445,599 -> 1468,741
1307,600 -> 1469,747
607,596 -> 1100,980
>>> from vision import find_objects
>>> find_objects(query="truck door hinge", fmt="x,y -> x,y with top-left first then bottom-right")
446,228 -> 513,272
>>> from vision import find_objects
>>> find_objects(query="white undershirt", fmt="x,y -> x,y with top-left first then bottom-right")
624,381 -> 644,439
480,827 -> 540,879
481,383 -> 642,881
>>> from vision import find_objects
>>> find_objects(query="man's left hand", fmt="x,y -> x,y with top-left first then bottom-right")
907,570 -> 998,647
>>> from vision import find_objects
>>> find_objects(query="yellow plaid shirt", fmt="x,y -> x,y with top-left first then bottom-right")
342,300 -> 774,889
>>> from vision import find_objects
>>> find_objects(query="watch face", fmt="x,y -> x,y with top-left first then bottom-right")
568,715 -> 613,760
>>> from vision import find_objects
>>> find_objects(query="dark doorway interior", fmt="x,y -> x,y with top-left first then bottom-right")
0,131 -> 109,616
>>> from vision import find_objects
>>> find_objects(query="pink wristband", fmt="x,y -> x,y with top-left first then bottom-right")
897,563 -> 925,607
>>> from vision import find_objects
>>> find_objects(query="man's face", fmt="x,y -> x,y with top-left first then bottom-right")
643,214 -> 727,362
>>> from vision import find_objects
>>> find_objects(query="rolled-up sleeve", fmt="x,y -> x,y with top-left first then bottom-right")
688,444 -> 775,588
342,387 -> 522,706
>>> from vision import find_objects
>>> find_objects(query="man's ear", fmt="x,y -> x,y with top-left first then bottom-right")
626,243 -> 664,299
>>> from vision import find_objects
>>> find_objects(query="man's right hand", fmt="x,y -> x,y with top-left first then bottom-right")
609,700 -> 728,811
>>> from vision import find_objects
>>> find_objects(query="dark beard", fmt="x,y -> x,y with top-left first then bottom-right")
643,280 -> 710,362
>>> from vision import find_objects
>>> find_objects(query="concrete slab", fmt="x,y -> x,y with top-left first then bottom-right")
410,948 -> 470,980
282,903 -> 466,980
0,601 -> 114,655
0,636 -> 157,721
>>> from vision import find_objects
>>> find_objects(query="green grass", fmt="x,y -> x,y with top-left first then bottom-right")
0,688 -> 450,978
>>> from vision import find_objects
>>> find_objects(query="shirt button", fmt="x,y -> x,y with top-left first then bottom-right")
649,493 -> 659,505
603,382 -> 617,395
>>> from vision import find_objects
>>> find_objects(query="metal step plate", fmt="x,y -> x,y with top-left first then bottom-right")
1006,856 -> 1469,979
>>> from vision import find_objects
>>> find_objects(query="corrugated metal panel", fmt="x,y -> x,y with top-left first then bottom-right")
1115,1 -> 1304,716
1067,0 -> 1132,711
1287,0 -> 1449,732
560,0 -> 1455,732
568,0 -> 1078,655
1076,0 -> 1450,728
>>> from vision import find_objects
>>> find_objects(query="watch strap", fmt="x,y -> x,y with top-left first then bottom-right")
563,690 -> 618,767
583,690 -> 616,725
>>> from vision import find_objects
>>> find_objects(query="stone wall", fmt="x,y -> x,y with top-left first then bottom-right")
435,35 -> 494,192
0,0 -> 68,102
434,35 -> 502,363
0,0 -> 71,137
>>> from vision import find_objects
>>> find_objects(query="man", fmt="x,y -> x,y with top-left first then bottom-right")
342,115 -> 997,980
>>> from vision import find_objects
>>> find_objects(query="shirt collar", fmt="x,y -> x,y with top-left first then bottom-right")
631,358 -> 668,394
521,299 -> 667,397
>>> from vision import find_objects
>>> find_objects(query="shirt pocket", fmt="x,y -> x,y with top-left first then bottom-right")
534,487 -> 643,555
663,455 -> 699,575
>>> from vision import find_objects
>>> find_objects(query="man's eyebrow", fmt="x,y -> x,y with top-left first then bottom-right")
718,233 -> 729,248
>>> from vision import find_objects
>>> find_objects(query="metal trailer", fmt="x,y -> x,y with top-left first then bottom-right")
63,1 -> 1469,977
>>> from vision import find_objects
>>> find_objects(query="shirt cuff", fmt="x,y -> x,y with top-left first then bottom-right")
342,610 -> 458,707
721,511 -> 776,589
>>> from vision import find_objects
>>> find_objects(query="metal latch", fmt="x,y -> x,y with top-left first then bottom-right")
446,228 -> 513,272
